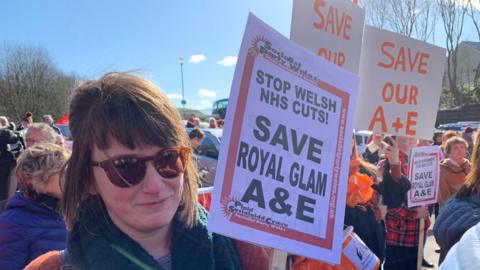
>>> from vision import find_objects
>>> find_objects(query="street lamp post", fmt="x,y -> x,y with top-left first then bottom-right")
179,57 -> 186,119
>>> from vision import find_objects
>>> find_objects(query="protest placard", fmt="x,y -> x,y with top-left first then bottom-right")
355,26 -> 446,139
407,146 -> 441,207
290,0 -> 365,73
207,13 -> 359,264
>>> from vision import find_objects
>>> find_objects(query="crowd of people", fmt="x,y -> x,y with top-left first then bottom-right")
0,72 -> 479,269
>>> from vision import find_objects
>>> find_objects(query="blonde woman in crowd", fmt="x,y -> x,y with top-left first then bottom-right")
0,143 -> 69,269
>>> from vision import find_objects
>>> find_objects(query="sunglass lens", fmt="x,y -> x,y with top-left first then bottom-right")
155,149 -> 185,178
107,157 -> 146,187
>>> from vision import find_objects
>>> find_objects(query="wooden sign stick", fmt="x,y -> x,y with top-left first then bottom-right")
269,249 -> 288,270
416,218 -> 425,270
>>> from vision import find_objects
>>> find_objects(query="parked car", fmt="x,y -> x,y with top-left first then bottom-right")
56,124 -> 71,138
437,122 -> 478,133
436,123 -> 464,132
186,128 -> 223,186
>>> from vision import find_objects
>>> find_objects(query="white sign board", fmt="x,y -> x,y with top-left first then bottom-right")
208,13 -> 359,264
290,0 -> 365,73
407,146 -> 441,207
355,26 -> 446,139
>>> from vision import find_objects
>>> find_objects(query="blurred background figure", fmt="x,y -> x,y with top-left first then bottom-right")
189,127 -> 205,154
194,117 -> 201,127
379,135 -> 432,269
17,112 -> 33,132
0,116 -> 7,127
217,119 -> 225,128
186,113 -> 197,128
26,123 -> 58,148
433,131 -> 444,146
363,132 -> 384,165
0,143 -> 69,270
209,117 -> 218,128
462,127 -> 474,156
0,116 -> 16,130
0,128 -> 24,201
346,142 -> 385,261
439,137 -> 470,208
434,132 -> 480,265
3,123 -> 61,201
0,115 -> 23,158
441,130 -> 460,158
42,115 -> 61,135
440,220 -> 480,269
418,139 -> 433,147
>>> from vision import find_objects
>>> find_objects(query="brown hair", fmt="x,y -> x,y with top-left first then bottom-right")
457,132 -> 480,199
442,130 -> 459,142
22,112 -> 33,124
16,143 -> 69,192
61,72 -> 198,229
445,136 -> 468,155
188,127 -> 205,140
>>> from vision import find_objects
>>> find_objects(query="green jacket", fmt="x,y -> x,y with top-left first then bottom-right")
67,202 -> 242,270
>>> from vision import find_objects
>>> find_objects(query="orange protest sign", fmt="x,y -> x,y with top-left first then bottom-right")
355,26 -> 446,139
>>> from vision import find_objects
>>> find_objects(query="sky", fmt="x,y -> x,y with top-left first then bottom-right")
0,0 -> 292,115
0,0 -> 477,115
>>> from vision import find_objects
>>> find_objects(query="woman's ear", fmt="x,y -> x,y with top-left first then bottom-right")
42,174 -> 53,183
31,177 -> 48,194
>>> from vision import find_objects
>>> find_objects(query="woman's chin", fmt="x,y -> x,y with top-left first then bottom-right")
138,212 -> 176,231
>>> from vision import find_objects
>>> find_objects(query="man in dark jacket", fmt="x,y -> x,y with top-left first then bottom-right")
42,115 -> 62,135
0,128 -> 21,201
434,195 -> 480,263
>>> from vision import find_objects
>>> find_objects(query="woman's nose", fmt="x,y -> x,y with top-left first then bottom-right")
140,162 -> 165,193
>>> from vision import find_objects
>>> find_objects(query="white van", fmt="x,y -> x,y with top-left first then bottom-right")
354,130 -> 372,155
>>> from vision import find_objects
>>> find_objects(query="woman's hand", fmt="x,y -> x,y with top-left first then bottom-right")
383,140 -> 400,165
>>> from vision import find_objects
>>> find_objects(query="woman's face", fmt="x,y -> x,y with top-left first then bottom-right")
91,138 -> 183,236
190,137 -> 203,150
45,173 -> 62,198
450,143 -> 466,161
372,132 -> 383,144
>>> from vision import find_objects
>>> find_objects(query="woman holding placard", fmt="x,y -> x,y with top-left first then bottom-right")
25,73 -> 268,270
379,136 -> 430,270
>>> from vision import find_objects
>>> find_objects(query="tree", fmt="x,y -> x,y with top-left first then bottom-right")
363,0 -> 389,29
468,0 -> 480,40
364,0 -> 437,43
467,0 -> 480,87
0,44 -> 77,123
437,0 -> 468,106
